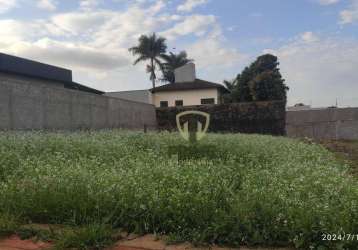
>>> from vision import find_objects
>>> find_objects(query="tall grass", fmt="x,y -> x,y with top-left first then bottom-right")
0,131 -> 357,249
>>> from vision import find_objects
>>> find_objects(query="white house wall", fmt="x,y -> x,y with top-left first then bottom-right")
153,89 -> 219,107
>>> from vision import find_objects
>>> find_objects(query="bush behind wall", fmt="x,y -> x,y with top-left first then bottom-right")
156,101 -> 286,135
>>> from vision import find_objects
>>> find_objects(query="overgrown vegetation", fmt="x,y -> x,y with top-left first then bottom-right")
224,54 -> 289,103
0,213 -> 20,237
0,131 -> 357,249
320,140 -> 358,177
54,223 -> 115,250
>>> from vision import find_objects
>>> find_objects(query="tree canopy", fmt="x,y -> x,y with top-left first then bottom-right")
229,54 -> 289,103
129,34 -> 195,86
161,51 -> 193,83
129,33 -> 167,89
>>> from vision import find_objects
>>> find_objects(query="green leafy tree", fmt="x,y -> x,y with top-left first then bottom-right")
235,67 -> 254,102
223,78 -> 237,91
129,33 -> 167,89
248,71 -> 287,101
231,54 -> 288,103
222,78 -> 237,103
160,51 -> 193,83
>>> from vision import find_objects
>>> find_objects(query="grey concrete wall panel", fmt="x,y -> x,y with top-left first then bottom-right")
11,82 -> 44,129
337,120 -> 358,140
287,108 -> 358,140
91,96 -> 109,129
106,90 -> 151,104
107,98 -> 121,128
0,73 -> 157,131
43,87 -> 73,129
0,83 -> 12,129
312,122 -> 337,140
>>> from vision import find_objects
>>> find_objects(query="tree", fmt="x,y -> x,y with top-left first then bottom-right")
223,78 -> 236,91
248,71 -> 287,101
160,51 -> 193,83
222,78 -> 237,103
129,33 -> 167,89
231,54 -> 288,103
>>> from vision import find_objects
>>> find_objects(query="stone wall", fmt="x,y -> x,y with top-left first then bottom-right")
286,108 -> 358,140
0,73 -> 157,130
156,101 -> 286,135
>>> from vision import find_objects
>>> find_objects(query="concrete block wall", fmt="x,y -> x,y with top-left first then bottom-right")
286,108 -> 358,140
0,73 -> 157,131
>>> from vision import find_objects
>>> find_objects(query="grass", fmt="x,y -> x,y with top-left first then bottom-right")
0,213 -> 20,238
0,130 -> 357,249
320,140 -> 358,177
54,223 -> 115,250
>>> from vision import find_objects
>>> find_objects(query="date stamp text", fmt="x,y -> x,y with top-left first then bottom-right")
322,233 -> 358,241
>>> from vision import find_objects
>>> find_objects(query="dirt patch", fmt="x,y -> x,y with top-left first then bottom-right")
0,235 -> 52,250
0,227 -> 293,250
108,234 -> 292,250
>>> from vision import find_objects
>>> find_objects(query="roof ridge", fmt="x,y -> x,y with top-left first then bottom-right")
151,79 -> 229,93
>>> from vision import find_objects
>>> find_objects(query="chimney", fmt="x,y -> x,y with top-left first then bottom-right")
174,63 -> 196,83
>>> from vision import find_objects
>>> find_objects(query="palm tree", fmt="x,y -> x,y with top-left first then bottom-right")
223,78 -> 237,91
161,51 -> 193,83
129,33 -> 167,89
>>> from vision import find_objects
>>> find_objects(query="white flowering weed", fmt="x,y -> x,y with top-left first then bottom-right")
0,131 -> 357,249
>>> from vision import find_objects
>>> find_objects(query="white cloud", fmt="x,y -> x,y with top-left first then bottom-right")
5,38 -> 129,71
0,0 -> 243,92
265,36 -> 358,107
80,0 -> 100,10
37,0 -> 57,11
185,22 -> 245,71
0,1 -> 179,82
300,31 -> 320,43
0,0 -> 17,13
160,15 -> 216,40
340,0 -> 358,24
177,0 -> 207,12
51,11 -> 110,36
0,19 -> 53,42
317,0 -> 340,5
149,0 -> 166,13
187,38 -> 244,69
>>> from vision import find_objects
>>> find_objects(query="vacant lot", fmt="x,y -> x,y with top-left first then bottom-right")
0,131 -> 357,249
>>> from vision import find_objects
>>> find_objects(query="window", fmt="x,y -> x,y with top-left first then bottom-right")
160,101 -> 168,107
175,100 -> 183,106
201,98 -> 215,105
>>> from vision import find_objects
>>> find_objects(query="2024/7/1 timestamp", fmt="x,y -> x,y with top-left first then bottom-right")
322,233 -> 358,241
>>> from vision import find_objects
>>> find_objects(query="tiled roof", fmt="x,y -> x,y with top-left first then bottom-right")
151,79 -> 230,93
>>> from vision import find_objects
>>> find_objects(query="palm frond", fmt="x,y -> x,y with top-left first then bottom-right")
133,55 -> 148,65
129,32 -> 168,87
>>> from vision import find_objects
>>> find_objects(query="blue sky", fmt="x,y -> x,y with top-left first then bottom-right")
1,0 -> 358,107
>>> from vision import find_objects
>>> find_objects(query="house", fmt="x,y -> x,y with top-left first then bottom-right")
151,63 -> 229,107
106,63 -> 229,107
0,53 -> 104,95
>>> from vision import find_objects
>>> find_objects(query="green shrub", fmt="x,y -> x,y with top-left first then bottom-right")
54,223 -> 114,250
0,131 -> 357,249
0,213 -> 20,238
